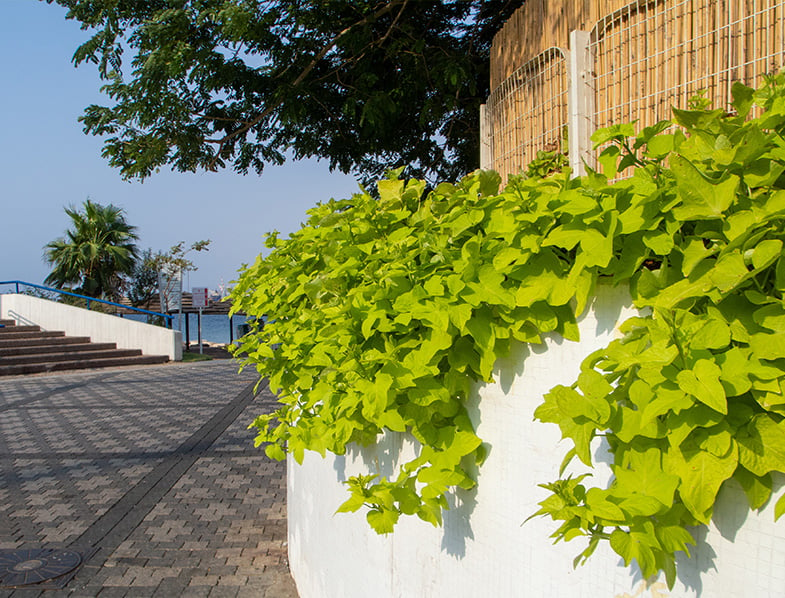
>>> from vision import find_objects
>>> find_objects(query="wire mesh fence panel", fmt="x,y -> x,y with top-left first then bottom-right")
487,48 -> 569,182
489,0 -> 629,89
487,0 -> 785,179
591,0 -> 785,133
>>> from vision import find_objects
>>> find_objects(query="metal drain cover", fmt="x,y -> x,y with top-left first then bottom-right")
0,549 -> 82,588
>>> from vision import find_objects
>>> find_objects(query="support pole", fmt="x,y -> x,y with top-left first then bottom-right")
479,103 -> 493,170
568,30 -> 596,177
229,314 -> 234,344
198,308 -> 203,355
185,312 -> 191,352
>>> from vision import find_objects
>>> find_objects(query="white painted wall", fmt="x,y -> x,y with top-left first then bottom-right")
0,294 -> 182,361
287,284 -> 785,598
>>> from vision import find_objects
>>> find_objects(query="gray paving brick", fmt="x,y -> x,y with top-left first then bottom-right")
96,588 -> 128,597
208,586 -> 239,598
3,590 -> 43,598
154,577 -> 188,596
0,363 -> 297,596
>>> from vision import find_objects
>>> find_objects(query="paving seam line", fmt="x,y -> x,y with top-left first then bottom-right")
0,450 -> 263,461
0,451 -> 176,462
66,376 -> 267,586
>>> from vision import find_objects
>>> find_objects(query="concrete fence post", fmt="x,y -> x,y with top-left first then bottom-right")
568,30 -> 596,177
479,103 -> 493,170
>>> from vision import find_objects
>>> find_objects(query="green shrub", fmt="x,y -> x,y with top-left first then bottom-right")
231,74 -> 785,585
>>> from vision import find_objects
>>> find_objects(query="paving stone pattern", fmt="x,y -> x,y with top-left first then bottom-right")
0,361 -> 297,597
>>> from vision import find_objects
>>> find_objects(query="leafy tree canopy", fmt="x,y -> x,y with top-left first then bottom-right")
128,240 -> 210,307
127,248 -> 160,308
47,0 -> 521,184
153,240 -> 211,278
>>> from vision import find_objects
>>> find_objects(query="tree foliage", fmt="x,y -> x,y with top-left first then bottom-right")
151,240 -> 211,280
47,0 -> 521,184
44,199 -> 139,300
127,248 -> 160,308
128,240 -> 211,315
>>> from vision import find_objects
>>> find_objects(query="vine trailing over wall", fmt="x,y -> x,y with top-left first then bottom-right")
531,77 -> 785,585
230,74 -> 785,585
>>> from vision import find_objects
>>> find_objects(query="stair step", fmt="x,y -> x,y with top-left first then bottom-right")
0,348 -> 143,366
0,325 -> 41,334
0,354 -> 169,376
0,335 -> 90,349
0,342 -> 117,357
0,330 -> 64,342
0,318 -> 171,376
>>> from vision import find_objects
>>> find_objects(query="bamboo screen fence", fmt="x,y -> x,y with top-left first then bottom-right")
487,0 -> 785,181
490,0 -> 623,89
486,48 -> 568,180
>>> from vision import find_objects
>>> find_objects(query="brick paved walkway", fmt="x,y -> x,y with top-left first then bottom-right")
0,361 -> 298,597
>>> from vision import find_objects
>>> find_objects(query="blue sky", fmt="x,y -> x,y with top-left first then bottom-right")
0,0 -> 360,291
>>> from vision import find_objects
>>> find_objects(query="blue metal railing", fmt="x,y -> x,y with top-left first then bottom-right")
0,280 -> 174,328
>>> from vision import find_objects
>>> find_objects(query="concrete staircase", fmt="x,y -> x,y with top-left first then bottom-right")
0,319 -> 169,376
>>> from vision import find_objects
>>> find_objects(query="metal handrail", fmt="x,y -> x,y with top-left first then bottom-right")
0,280 -> 174,328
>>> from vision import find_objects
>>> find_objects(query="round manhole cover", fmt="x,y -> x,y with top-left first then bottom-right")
0,549 -> 82,587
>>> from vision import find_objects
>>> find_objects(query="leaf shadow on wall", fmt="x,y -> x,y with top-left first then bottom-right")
333,431 -> 402,484
332,418 -> 480,559
445,383 -> 485,555
672,525 -> 714,596
437,368 -> 488,558
671,473 -> 785,595
440,486 -> 478,558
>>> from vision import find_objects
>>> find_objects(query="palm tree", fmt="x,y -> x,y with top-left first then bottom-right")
44,199 -> 139,300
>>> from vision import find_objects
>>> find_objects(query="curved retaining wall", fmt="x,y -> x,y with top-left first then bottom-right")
287,285 -> 785,598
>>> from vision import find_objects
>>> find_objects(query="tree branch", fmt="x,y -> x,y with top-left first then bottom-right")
206,0 -> 408,170
194,113 -> 255,125
312,0 -> 409,85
